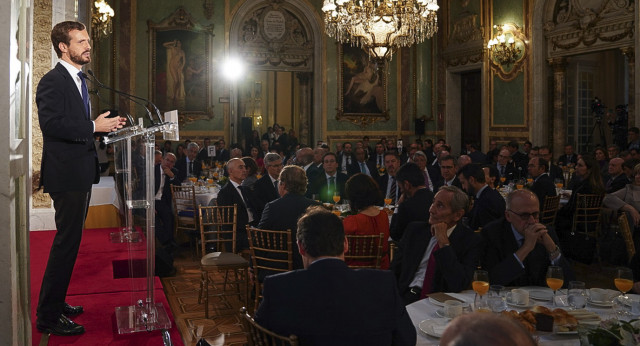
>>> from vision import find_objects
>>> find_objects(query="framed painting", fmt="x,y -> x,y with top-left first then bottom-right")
148,7 -> 214,125
336,44 -> 389,127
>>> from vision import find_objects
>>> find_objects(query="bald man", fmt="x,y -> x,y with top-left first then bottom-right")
605,157 -> 630,193
215,158 -> 253,250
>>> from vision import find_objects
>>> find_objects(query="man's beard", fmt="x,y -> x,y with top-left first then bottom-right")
70,50 -> 90,65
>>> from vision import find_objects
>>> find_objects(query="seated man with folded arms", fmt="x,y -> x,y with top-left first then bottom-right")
255,207 -> 416,345
481,189 -> 574,287
391,186 -> 482,305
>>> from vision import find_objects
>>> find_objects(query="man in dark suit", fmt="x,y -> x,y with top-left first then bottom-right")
496,148 -> 520,183
250,153 -> 282,222
175,142 -> 202,183
392,186 -> 482,305
215,158 -> 254,251
337,141 -> 354,175
368,142 -> 386,171
605,157 -> 630,193
258,165 -> 319,272
481,190 -> 574,287
35,21 -> 126,336
557,144 -> 578,167
308,152 -> 347,203
255,207 -> 416,345
527,157 -> 557,211
154,153 -> 180,249
378,152 -> 402,205
538,145 -> 564,183
390,163 -> 434,241
347,147 -> 377,177
458,163 -> 506,231
468,143 -> 487,164
214,139 -> 230,163
507,141 -> 528,172
433,155 -> 463,191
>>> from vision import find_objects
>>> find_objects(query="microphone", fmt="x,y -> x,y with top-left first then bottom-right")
85,70 -> 162,125
88,86 -> 135,125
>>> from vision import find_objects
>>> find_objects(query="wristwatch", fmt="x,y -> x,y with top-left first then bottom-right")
548,245 -> 561,261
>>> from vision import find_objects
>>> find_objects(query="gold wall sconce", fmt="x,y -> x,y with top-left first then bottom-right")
486,23 -> 527,80
92,0 -> 114,41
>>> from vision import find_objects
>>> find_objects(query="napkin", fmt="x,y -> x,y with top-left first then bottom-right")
432,325 -> 448,336
428,292 -> 465,304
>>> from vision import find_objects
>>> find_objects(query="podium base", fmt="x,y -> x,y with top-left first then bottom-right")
115,302 -> 172,334
110,229 -> 142,243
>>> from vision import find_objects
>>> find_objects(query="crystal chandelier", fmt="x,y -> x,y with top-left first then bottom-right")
322,0 -> 439,60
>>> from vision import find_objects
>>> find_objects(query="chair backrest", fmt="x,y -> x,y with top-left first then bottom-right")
240,307 -> 299,346
571,193 -> 604,237
198,205 -> 238,254
171,185 -> 198,228
618,213 -> 636,263
344,233 -> 384,269
541,195 -> 560,227
246,226 -> 294,275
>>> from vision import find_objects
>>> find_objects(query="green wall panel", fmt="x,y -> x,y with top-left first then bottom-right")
493,0 -> 523,27
493,74 -> 524,125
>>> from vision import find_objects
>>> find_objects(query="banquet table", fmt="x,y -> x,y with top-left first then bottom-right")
194,190 -> 217,206
85,176 -> 121,229
406,288 -> 625,346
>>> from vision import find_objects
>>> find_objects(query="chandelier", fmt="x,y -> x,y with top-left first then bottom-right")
322,0 -> 439,60
91,0 -> 115,41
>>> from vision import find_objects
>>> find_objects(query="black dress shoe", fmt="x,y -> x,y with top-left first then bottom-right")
36,315 -> 85,336
63,302 -> 84,316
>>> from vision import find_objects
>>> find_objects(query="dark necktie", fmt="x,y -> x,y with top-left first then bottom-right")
360,162 -> 366,173
189,161 -> 194,176
389,177 -> 397,204
500,165 -> 505,177
78,71 -> 90,119
378,155 -> 382,166
423,171 -> 430,187
420,243 -> 440,298
274,179 -> 278,191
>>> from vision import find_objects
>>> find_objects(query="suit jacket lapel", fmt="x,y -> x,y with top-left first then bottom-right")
56,63 -> 88,120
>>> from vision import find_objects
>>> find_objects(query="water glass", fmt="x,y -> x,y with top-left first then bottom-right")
567,281 -> 586,309
488,285 -> 507,312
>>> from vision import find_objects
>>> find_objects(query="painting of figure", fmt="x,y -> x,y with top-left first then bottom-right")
339,44 -> 387,117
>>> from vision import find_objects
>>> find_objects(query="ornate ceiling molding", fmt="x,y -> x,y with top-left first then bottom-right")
443,13 -> 485,68
544,0 -> 635,58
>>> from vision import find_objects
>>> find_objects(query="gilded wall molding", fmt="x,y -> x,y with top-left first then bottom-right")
443,13 -> 485,68
32,0 -> 52,208
544,0 -> 634,58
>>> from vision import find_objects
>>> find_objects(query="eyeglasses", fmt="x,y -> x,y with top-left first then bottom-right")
324,160 -> 336,163
508,209 -> 539,220
268,163 -> 283,168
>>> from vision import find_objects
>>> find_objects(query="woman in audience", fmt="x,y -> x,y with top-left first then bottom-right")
594,147 -> 609,177
556,155 -> 605,263
343,173 -> 390,269
604,163 -> 640,226
241,156 -> 259,188
249,145 -> 264,174
175,143 -> 186,161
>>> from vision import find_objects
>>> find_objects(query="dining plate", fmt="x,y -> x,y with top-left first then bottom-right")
418,319 -> 448,338
555,330 -> 578,335
506,298 -> 533,309
587,298 -> 613,308
528,289 -> 553,301
428,297 -> 469,308
617,294 -> 640,307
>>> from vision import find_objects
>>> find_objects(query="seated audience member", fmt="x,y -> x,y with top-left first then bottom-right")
481,190 -> 573,287
604,163 -> 640,226
556,156 -> 605,263
343,173 -> 391,269
604,157 -> 630,193
215,158 -> 254,251
412,151 -> 437,192
595,147 -> 609,177
457,155 -> 472,169
154,153 -> 180,251
255,207 -> 416,345
390,163 -> 434,241
527,157 -> 557,211
378,151 -> 402,205
240,157 -> 259,188
433,155 -> 462,191
458,163 -> 506,231
308,152 -> 348,203
496,148 -> 519,183
214,139 -> 230,162
175,142 -> 202,183
258,165 -> 319,274
482,164 -> 499,189
440,312 -> 536,346
249,153 -> 283,221
557,143 -> 578,167
347,146 -> 377,177
392,186 -> 481,305
249,145 -> 264,173
196,138 -> 214,163
468,143 -> 487,164
154,150 -> 163,166
538,145 -> 564,183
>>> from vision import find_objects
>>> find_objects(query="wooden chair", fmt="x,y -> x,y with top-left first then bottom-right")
240,307 -> 299,346
541,195 -> 561,228
198,205 -> 249,318
171,185 -> 200,257
246,226 -> 294,311
618,213 -> 636,264
344,233 -> 384,269
570,193 -> 604,262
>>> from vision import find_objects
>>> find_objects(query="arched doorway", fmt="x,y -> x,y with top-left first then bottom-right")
229,0 -> 323,150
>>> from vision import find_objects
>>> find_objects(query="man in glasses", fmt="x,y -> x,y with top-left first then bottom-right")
480,189 -> 574,287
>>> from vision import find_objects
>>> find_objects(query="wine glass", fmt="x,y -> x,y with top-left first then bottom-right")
384,195 -> 392,208
546,266 -> 564,306
472,270 -> 490,312
332,192 -> 341,205
499,176 -> 506,186
615,267 -> 634,310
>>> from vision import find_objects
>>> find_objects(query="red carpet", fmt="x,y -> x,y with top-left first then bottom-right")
30,228 -> 183,345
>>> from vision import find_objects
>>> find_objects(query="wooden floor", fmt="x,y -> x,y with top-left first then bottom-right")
161,243 -> 619,345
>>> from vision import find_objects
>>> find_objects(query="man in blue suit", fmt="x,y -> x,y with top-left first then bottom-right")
458,163 -> 506,231
255,207 -> 416,345
36,21 -> 126,336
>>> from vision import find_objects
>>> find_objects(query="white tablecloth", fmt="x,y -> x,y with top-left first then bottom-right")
89,176 -> 119,208
195,192 -> 217,206
406,288 -> 618,346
